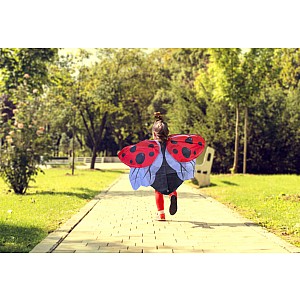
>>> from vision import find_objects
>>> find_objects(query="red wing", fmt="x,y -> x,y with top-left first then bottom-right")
167,134 -> 206,162
118,140 -> 160,168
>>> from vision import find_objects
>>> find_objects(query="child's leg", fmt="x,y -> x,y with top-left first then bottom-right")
155,190 -> 164,211
155,190 -> 165,221
169,190 -> 178,215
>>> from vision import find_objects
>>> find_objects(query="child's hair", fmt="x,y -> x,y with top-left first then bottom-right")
152,112 -> 169,142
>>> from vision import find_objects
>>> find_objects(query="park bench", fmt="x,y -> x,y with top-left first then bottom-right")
194,146 -> 215,187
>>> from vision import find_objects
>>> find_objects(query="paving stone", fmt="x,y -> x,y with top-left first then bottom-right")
119,249 -> 143,253
53,250 -> 76,253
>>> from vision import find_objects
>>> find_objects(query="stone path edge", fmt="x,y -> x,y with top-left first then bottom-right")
30,176 -> 122,253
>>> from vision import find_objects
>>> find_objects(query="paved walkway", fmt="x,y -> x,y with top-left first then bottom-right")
31,173 -> 300,253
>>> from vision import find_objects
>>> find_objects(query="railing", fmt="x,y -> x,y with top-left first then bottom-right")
45,156 -> 121,165
45,150 -> 215,188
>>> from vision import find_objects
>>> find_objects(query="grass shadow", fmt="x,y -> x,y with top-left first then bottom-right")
220,180 -> 239,186
90,169 -> 125,174
31,187 -> 100,200
0,223 -> 46,253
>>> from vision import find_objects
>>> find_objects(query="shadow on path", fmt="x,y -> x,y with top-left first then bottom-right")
101,190 -> 207,199
168,220 -> 259,229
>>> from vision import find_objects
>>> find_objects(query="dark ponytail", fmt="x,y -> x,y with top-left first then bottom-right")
152,112 -> 169,142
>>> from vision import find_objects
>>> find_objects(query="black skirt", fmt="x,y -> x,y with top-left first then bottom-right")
151,142 -> 183,195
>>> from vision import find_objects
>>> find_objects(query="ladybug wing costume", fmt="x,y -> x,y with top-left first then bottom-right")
118,134 -> 205,194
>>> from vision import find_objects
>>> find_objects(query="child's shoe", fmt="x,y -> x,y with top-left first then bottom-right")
156,212 -> 166,221
169,195 -> 177,215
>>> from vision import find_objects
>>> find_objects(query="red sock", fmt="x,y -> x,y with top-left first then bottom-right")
155,190 -> 164,211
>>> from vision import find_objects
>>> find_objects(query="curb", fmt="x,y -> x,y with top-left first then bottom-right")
30,176 -> 122,253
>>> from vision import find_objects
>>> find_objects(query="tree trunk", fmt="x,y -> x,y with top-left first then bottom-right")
116,129 -> 124,149
90,145 -> 97,169
243,106 -> 248,174
55,135 -> 62,157
71,109 -> 76,175
232,104 -> 240,174
89,111 -> 108,170
71,137 -> 75,175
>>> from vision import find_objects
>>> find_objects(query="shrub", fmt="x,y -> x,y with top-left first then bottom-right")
0,80 -> 52,194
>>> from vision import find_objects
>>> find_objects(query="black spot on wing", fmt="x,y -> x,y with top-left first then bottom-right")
135,153 -> 145,164
182,147 -> 191,158
130,145 -> 136,153
185,137 -> 193,144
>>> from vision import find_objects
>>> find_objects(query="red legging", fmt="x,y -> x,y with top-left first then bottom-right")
155,190 -> 177,211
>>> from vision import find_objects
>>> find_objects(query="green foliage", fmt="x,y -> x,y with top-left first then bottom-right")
46,55 -> 85,158
207,48 -> 243,104
95,48 -> 167,149
3,48 -> 300,175
60,132 -> 71,155
151,48 -> 209,135
203,99 -> 236,173
0,48 -> 58,93
192,48 -> 300,174
247,86 -> 300,173
273,48 -> 300,89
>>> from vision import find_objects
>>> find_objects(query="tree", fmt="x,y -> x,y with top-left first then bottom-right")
195,70 -> 236,173
46,55 -> 82,156
244,49 -> 300,174
239,48 -> 276,173
72,48 -> 164,168
196,49 -> 243,173
75,63 -> 112,169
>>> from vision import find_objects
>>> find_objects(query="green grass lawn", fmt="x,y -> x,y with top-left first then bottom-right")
191,174 -> 300,247
0,168 -> 123,253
